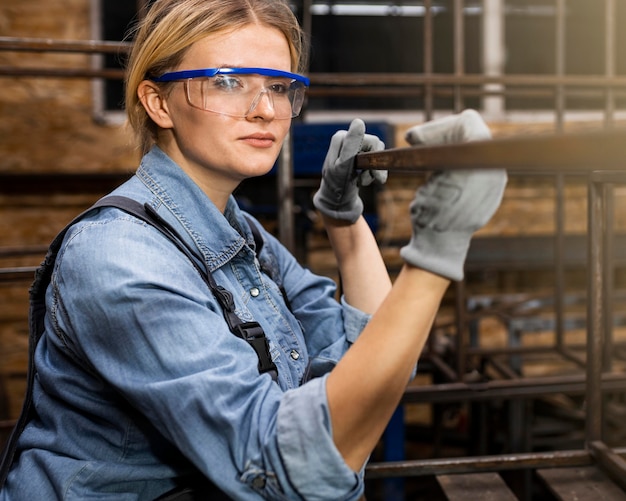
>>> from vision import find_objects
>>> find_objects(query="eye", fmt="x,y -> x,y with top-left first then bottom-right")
212,74 -> 244,92
267,79 -> 292,95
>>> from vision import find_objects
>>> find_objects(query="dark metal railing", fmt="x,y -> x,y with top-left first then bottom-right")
356,128 -> 626,491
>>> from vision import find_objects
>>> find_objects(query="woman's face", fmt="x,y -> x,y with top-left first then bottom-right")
153,24 -> 295,205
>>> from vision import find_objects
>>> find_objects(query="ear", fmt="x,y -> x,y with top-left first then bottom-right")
137,80 -> 174,129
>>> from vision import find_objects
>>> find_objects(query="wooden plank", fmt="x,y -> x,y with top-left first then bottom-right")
437,473 -> 518,501
537,465 -> 626,500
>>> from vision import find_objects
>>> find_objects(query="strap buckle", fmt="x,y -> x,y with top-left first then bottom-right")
234,322 -> 278,380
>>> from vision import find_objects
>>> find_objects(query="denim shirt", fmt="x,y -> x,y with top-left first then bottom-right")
1,147 -> 371,500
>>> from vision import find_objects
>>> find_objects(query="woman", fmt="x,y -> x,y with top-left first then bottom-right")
0,0 -> 506,499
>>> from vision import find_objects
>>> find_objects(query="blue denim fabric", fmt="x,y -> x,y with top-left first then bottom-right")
1,147 -> 370,500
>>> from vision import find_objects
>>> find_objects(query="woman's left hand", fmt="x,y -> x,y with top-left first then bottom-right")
313,119 -> 386,223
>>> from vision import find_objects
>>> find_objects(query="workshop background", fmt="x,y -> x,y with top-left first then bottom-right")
2,1 -> 626,500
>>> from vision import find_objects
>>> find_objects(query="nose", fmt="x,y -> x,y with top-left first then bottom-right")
246,88 -> 275,119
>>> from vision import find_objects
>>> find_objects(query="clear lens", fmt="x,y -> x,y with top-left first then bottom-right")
184,73 -> 306,119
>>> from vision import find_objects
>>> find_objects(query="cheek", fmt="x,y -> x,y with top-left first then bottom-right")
273,121 -> 292,153
173,109 -> 225,146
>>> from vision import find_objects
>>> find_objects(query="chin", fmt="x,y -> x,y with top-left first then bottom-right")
249,155 -> 281,176
249,164 -> 276,178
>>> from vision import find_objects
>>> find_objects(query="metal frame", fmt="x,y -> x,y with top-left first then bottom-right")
357,130 -> 626,491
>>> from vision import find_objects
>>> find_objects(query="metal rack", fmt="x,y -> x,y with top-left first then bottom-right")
358,129 -> 626,499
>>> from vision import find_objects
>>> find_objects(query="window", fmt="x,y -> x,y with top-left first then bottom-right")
91,0 -> 155,123
300,1 -> 482,112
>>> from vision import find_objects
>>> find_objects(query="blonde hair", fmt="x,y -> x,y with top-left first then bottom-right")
124,0 -> 307,153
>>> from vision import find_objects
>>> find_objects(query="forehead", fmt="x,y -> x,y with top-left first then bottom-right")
181,24 -> 292,72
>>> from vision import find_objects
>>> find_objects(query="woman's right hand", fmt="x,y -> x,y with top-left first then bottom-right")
400,109 -> 508,281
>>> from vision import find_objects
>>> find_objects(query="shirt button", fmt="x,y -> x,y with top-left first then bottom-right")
290,349 -> 300,360
250,287 -> 260,297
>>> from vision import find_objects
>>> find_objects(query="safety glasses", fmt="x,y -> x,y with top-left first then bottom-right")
151,67 -> 310,119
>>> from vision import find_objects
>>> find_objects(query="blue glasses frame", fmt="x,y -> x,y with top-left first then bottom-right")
151,67 -> 310,87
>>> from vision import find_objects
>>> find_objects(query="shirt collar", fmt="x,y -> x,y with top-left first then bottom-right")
135,146 -> 255,271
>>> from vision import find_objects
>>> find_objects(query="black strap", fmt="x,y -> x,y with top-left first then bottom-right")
0,196 -> 278,489
134,201 -> 278,381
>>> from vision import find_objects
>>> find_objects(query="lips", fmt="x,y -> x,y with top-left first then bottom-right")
241,133 -> 276,148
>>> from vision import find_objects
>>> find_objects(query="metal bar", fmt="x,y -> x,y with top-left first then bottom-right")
466,344 -> 579,357
308,86 -> 626,100
553,0 -> 567,360
453,0 -> 464,113
590,441 -> 626,491
482,0 -> 505,118
557,347 -> 586,368
309,73 -> 626,87
465,340 -> 626,358
0,36 -> 132,54
2,66 -> 626,96
591,171 -> 626,184
301,0 -> 313,66
0,246 -> 47,258
401,372 -> 626,405
423,0 -> 434,120
277,131 -> 295,253
426,352 -> 458,382
587,179 -> 604,443
555,0 -> 566,131
488,357 -> 519,380
0,419 -> 17,430
455,280 -> 467,377
0,66 -> 125,79
1,37 -> 626,87
365,449 -> 609,479
603,185 -> 615,372
555,174 -> 566,351
0,267 -> 37,283
356,129 -> 626,172
605,0 -> 616,128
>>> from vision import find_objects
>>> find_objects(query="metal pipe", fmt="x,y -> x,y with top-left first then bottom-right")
555,0 -> 566,131
605,0 -> 616,127
402,372 -> 626,405
0,36 -> 131,53
277,131 -> 295,252
0,66 -> 125,79
423,0 -> 434,120
366,448 -> 609,478
482,0 -> 505,118
308,72 -> 626,87
453,0 -> 465,113
555,174 -> 566,352
590,441 -> 626,491
356,129 -> 626,173
586,177 -> 604,443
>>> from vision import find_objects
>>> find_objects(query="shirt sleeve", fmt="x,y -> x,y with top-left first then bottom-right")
276,375 -> 365,501
339,295 -> 371,343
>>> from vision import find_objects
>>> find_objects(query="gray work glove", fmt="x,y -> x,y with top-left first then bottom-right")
313,119 -> 387,223
400,109 -> 507,281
